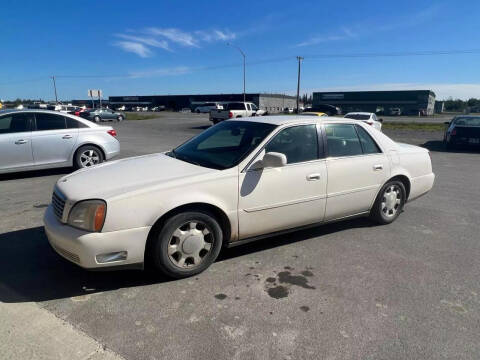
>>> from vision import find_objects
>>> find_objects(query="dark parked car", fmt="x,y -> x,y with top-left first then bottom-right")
305,104 -> 342,116
444,116 -> 480,150
79,108 -> 125,123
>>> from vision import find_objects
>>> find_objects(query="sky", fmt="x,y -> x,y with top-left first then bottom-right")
1,0 -> 480,101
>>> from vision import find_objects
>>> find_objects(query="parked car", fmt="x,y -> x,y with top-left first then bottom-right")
344,112 -> 383,131
79,108 -> 126,122
283,107 -> 294,114
444,115 -> 480,150
151,106 -> 166,112
308,104 -> 342,116
0,110 -> 120,174
209,102 -> 257,123
44,115 -> 434,278
389,108 -> 402,116
194,103 -> 223,113
300,112 -> 327,117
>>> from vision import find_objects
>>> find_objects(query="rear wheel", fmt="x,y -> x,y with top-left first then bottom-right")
93,115 -> 101,123
150,211 -> 223,278
74,145 -> 104,169
117,115 -> 124,122
370,180 -> 406,224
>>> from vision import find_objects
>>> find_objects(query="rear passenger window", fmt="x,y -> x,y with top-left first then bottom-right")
325,124 -> 363,157
265,125 -> 318,164
355,125 -> 381,154
35,113 -> 66,131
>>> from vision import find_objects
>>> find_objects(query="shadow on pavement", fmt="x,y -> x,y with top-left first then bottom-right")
0,218 -> 372,303
422,140 -> 480,154
0,167 -> 72,181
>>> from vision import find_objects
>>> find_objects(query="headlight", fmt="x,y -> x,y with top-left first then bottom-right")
67,200 -> 106,232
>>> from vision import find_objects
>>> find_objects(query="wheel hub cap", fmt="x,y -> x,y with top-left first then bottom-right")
167,221 -> 213,269
381,185 -> 401,218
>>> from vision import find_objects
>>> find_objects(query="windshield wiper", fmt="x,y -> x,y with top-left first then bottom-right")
174,152 -> 202,166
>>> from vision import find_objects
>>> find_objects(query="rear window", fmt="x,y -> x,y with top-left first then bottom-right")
345,114 -> 370,120
454,117 -> 480,126
227,103 -> 246,110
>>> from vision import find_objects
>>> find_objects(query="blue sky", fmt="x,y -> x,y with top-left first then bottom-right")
1,0 -> 480,101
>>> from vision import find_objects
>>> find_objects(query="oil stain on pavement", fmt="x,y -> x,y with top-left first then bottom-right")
264,268 -> 316,299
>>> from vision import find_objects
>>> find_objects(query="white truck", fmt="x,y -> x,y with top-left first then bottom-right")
209,102 -> 262,124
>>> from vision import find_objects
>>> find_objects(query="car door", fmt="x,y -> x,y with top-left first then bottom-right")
324,123 -> 389,220
32,113 -> 79,166
238,124 -> 327,239
0,112 -> 34,171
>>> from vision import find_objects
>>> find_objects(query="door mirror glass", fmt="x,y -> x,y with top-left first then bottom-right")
262,152 -> 287,168
444,121 -> 450,125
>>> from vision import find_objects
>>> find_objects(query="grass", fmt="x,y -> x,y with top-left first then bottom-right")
125,112 -> 160,120
382,122 -> 446,131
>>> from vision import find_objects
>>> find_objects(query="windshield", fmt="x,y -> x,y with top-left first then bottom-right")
345,114 -> 370,120
454,116 -> 480,126
171,121 -> 276,170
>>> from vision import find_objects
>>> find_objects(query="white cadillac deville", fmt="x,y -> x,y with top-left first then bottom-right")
44,116 -> 435,278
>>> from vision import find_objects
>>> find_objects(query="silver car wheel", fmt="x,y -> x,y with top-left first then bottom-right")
381,185 -> 402,218
167,221 -> 213,269
79,149 -> 101,167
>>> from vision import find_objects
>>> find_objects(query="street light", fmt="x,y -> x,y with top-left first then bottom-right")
227,43 -> 246,103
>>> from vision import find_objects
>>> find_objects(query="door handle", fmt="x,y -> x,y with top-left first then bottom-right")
62,135 -> 73,139
307,173 -> 321,181
373,164 -> 383,171
15,139 -> 28,145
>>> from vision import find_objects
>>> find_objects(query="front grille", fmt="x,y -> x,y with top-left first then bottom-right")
52,244 -> 80,264
51,191 -> 66,221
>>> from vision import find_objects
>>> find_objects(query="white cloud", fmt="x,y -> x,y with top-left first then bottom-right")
306,83 -> 480,100
146,28 -> 198,47
113,27 -> 237,57
113,41 -> 152,58
296,27 -> 357,47
115,34 -> 171,51
128,66 -> 191,79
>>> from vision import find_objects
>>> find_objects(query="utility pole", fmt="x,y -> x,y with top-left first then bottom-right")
51,76 -> 58,103
227,43 -> 246,103
296,56 -> 304,113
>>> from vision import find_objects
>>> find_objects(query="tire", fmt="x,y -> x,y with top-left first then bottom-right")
117,115 -> 124,122
74,145 -> 104,169
445,141 -> 454,151
93,115 -> 101,123
370,180 -> 406,224
196,109 -> 200,113
150,211 -> 223,278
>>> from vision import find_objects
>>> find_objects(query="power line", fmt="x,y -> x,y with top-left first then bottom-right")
1,48 -> 479,85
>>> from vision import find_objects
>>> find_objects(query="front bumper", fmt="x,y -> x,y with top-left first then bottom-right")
44,206 -> 150,269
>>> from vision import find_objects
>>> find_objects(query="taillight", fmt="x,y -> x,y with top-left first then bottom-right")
107,129 -> 117,137
228,111 -> 233,118
450,128 -> 456,136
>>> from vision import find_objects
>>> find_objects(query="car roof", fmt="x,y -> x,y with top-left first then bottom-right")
227,115 -> 361,126
0,109 -> 97,127
345,112 -> 374,115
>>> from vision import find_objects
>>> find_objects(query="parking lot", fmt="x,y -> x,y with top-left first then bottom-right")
1,113 -> 479,359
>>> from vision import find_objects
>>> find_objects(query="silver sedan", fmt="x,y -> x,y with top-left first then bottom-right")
0,110 -> 120,174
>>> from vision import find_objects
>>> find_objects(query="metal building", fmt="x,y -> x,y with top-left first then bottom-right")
312,90 -> 436,116
108,93 -> 297,113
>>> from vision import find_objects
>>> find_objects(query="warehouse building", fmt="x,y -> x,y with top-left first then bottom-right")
108,93 -> 297,113
312,90 -> 436,116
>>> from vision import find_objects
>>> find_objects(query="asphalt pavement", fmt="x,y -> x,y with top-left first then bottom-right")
1,113 -> 479,360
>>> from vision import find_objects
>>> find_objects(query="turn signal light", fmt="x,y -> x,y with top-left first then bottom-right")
94,203 -> 106,232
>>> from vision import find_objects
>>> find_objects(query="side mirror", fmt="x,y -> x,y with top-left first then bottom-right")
444,121 -> 450,125
262,152 -> 287,168
378,118 -> 384,123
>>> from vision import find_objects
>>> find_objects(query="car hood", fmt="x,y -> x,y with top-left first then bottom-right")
56,153 -> 215,201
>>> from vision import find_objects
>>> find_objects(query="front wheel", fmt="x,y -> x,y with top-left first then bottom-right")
93,115 -> 101,123
117,115 -> 124,122
370,180 -> 406,224
150,211 -> 223,278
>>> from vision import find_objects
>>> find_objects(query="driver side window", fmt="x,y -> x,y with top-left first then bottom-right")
265,125 -> 319,164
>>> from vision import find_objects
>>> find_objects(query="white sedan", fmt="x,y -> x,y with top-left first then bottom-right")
44,116 -> 434,278
344,112 -> 383,131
